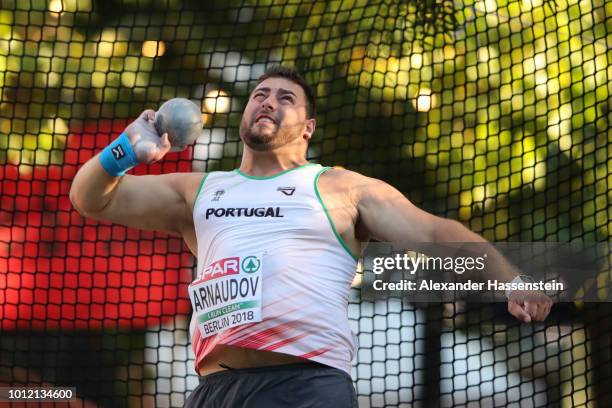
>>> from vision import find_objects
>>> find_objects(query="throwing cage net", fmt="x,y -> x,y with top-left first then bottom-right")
1,0 -> 610,406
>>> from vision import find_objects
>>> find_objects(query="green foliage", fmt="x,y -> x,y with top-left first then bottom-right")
0,0 -> 609,241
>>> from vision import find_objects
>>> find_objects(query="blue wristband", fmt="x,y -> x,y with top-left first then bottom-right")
99,132 -> 139,176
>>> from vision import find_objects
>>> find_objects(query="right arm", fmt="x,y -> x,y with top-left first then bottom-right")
69,110 -> 199,239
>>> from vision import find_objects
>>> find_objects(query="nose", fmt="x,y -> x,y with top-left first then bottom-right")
260,95 -> 277,112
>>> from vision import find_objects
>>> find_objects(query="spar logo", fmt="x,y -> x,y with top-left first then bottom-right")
196,255 -> 261,283
200,257 -> 240,282
241,256 -> 261,273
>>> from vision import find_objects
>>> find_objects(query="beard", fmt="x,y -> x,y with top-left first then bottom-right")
239,120 -> 296,151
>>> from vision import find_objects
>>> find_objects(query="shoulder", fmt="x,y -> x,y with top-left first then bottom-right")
318,167 -> 389,199
153,171 -> 206,191
318,166 -> 372,185
143,171 -> 207,208
181,171 -> 207,200
121,171 -> 205,197
152,171 -> 205,182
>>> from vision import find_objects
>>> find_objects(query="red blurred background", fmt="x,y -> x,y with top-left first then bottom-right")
0,121 -> 195,330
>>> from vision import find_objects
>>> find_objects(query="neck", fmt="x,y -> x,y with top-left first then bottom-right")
239,144 -> 309,177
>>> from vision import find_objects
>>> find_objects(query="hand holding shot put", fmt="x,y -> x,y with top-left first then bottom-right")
101,98 -> 202,171
124,109 -> 172,164
70,99 -> 204,240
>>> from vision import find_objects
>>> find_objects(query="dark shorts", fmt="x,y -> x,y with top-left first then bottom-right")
184,362 -> 358,408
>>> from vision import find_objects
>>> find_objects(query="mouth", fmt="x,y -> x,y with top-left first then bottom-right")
255,114 -> 276,125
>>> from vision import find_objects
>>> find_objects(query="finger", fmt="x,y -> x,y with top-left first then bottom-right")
544,303 -> 552,320
160,133 -> 171,149
139,109 -> 156,121
157,133 -> 172,158
538,297 -> 553,321
508,301 -> 531,323
148,109 -> 157,122
525,301 -> 539,321
544,301 -> 552,319
539,299 -> 552,321
534,303 -> 547,321
533,304 -> 543,321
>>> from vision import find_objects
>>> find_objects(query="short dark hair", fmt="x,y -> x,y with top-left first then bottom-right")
256,65 -> 316,119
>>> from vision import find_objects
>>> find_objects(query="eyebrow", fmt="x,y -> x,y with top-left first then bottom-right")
252,87 -> 297,97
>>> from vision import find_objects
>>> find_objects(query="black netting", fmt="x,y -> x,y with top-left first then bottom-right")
0,0 -> 610,407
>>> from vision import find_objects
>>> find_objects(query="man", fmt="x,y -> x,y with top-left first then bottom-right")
70,66 -> 552,407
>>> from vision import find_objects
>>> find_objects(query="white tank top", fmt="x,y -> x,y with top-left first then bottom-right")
190,163 -> 358,374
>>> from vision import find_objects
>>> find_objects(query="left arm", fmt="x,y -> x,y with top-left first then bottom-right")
348,171 -> 552,322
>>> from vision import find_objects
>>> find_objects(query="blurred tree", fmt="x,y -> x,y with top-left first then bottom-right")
0,0 -> 609,243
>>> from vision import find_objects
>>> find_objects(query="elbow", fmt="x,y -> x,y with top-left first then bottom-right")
68,158 -> 117,218
69,180 -> 103,218
69,183 -> 87,217
431,218 -> 463,242
431,218 -> 484,243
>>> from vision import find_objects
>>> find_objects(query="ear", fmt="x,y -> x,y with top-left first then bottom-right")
304,118 -> 316,140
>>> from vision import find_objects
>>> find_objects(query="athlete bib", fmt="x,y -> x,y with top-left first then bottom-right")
188,254 -> 263,338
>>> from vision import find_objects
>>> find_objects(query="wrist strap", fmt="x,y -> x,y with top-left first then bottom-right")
99,132 -> 139,176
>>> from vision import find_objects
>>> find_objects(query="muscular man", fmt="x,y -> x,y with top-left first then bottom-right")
70,66 -> 552,407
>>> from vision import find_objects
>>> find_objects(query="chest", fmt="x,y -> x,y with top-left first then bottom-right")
194,173 -> 326,235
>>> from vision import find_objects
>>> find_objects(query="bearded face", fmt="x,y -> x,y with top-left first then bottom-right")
239,77 -> 313,151
240,108 -> 287,151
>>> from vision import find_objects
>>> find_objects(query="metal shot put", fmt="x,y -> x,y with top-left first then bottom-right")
154,98 -> 203,151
